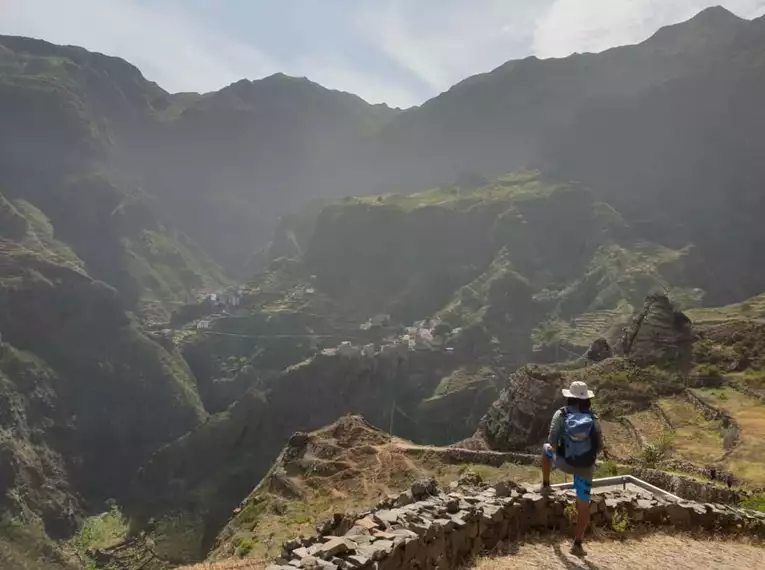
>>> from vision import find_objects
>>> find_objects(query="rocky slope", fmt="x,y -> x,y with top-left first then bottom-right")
0,37 -> 226,317
121,171 -> 717,566
0,191 -> 208,567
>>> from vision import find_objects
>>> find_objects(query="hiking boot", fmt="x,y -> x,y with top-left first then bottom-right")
538,484 -> 553,495
570,540 -> 586,557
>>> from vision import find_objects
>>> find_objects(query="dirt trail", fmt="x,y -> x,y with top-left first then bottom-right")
473,534 -> 765,570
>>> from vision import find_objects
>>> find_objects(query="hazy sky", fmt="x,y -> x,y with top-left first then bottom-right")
2,0 -> 765,107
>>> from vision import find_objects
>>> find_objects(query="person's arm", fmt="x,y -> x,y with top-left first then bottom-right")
594,419 -> 608,459
548,409 -> 563,451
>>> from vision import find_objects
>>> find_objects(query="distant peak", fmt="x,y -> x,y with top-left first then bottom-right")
690,5 -> 743,23
644,5 -> 747,50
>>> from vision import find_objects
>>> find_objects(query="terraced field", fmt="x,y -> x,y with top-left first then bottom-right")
599,396 -> 725,468
693,388 -> 765,485
657,397 -> 725,465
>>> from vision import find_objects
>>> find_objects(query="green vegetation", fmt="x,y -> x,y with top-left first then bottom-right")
596,460 -> 620,478
741,493 -> 765,513
687,293 -> 765,323
611,509 -> 630,533
640,431 -> 676,466
0,516 -> 74,570
71,505 -> 129,568
236,538 -> 254,558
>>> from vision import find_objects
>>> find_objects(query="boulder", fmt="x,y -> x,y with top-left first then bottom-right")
411,478 -> 439,501
586,337 -> 612,363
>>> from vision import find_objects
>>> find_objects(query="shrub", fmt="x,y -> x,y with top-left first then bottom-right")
697,363 -> 723,378
237,538 -> 254,557
611,509 -> 630,533
741,493 -> 765,513
654,430 -> 676,457
640,431 -> 675,466
640,442 -> 662,466
564,502 -> 577,524
596,460 -> 619,478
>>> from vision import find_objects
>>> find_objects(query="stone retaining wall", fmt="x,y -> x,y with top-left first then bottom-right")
620,417 -> 646,447
623,467 -> 742,504
684,389 -> 741,451
725,378 -> 765,404
403,446 -> 539,468
269,479 -> 765,570
403,444 -> 746,506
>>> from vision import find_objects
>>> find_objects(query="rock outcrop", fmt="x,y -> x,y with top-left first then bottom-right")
618,294 -> 693,367
586,337 -> 613,363
128,350 -> 477,561
476,365 -> 565,452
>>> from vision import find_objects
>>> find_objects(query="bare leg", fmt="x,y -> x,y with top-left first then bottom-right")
575,498 -> 590,541
542,453 -> 551,486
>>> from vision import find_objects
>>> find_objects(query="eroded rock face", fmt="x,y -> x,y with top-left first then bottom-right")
476,365 -> 565,452
586,337 -> 612,363
618,294 -> 693,367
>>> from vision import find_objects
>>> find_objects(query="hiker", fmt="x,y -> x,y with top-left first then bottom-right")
540,381 -> 605,557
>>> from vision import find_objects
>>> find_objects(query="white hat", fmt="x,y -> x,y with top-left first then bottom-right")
562,381 -> 595,400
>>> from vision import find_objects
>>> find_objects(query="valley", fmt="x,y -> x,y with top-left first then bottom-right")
3,5 -> 765,570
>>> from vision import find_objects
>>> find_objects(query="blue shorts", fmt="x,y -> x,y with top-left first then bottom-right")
544,446 -> 593,502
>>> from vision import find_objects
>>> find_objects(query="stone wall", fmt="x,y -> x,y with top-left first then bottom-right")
402,445 -> 745,506
684,389 -> 741,451
623,467 -> 742,504
269,479 -> 765,570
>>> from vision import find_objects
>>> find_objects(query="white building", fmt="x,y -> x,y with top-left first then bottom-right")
337,341 -> 361,358
362,343 -> 376,358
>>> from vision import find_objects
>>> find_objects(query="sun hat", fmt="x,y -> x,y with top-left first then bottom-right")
561,380 -> 595,400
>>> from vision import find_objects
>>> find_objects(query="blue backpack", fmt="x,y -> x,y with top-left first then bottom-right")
560,407 -> 598,468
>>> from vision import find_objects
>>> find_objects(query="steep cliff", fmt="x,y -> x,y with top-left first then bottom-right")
0,194 -> 207,567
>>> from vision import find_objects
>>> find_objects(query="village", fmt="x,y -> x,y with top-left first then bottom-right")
186,284 -> 458,360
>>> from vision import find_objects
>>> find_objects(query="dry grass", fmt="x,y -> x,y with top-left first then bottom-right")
695,388 -> 765,484
599,420 -> 640,457
209,417 -> 562,561
472,534 -> 765,569
658,397 -> 724,464
601,397 -> 727,467
179,561 -> 265,570
627,409 -> 666,444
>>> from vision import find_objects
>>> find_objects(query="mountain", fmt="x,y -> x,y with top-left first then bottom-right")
136,75 -> 397,272
4,7 -> 765,299
0,34 -> 399,277
5,6 -> 765,569
370,7 -> 765,304
0,36 -> 226,318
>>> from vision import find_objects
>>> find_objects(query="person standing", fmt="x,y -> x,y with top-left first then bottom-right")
540,381 -> 605,557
